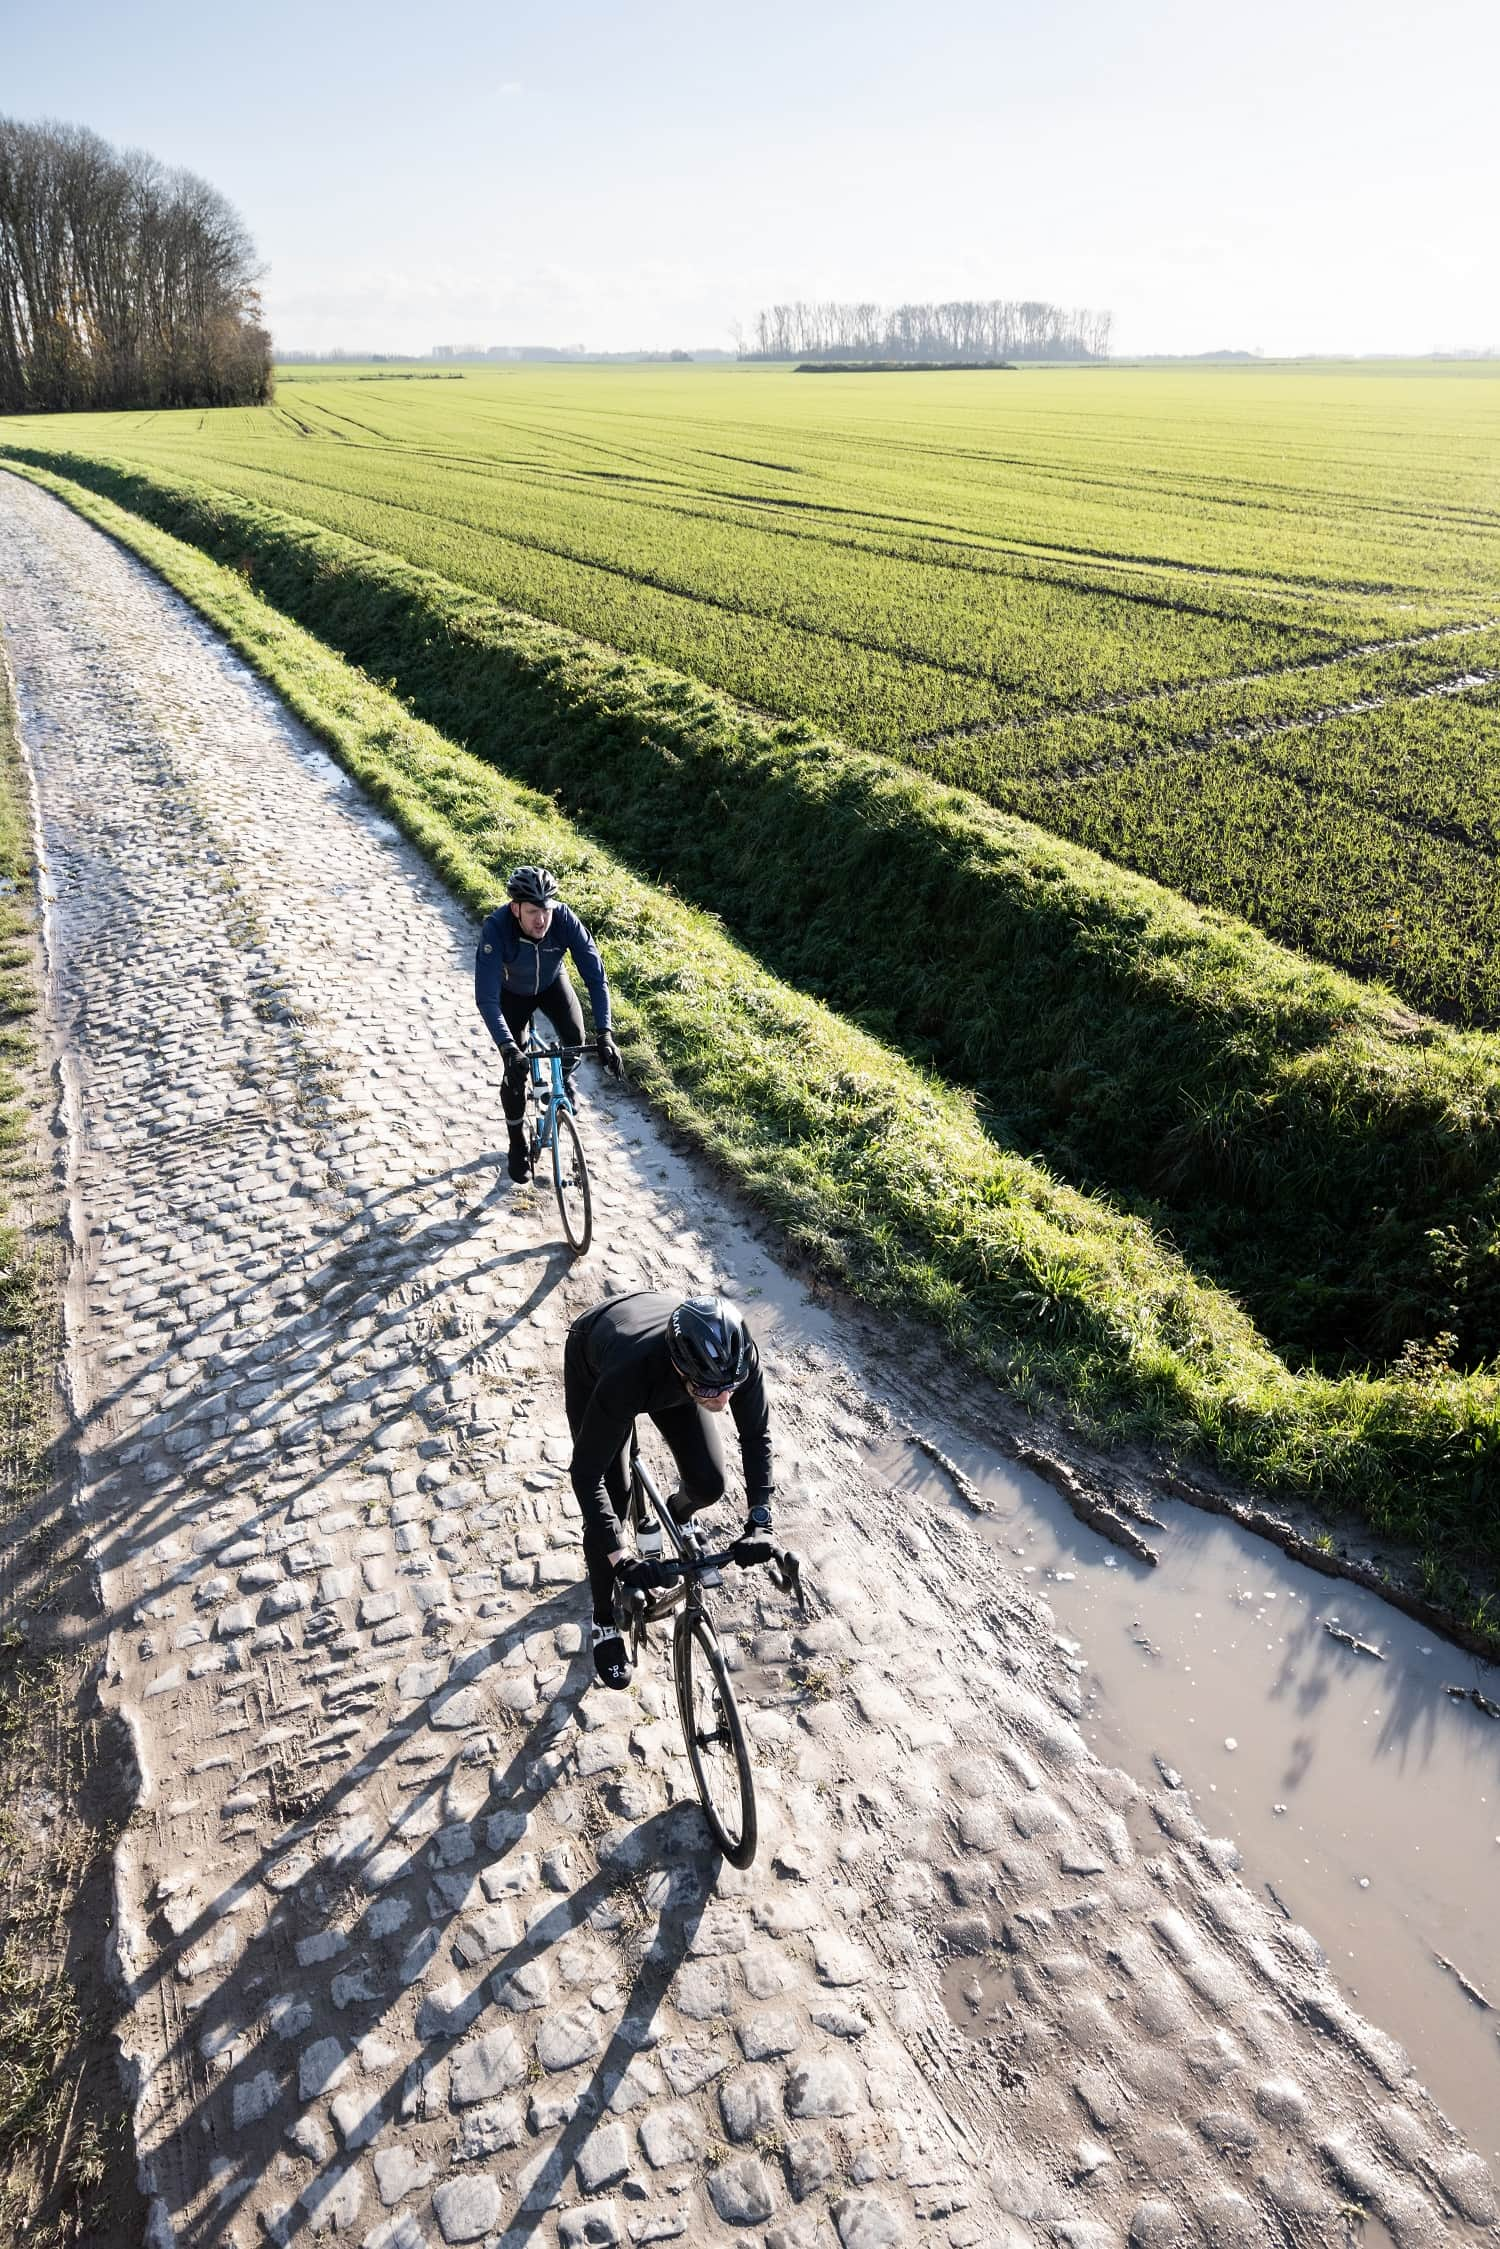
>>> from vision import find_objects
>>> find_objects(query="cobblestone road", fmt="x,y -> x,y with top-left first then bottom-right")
2,468 -> 1495,2249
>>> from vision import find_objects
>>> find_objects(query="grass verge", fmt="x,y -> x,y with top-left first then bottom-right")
4,459 -> 1496,1646
0,640 -> 140,2245
1,448 -> 1496,1377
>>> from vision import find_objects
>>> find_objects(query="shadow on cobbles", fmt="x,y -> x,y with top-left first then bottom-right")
76,1156 -> 582,1655
159,1620 -> 719,2247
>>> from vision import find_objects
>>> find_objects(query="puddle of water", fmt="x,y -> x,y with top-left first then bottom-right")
941,1949 -> 1014,2035
595,1120 -> 1500,2160
868,1431 -> 1500,2163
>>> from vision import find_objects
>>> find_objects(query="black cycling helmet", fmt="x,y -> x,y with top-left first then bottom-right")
507,865 -> 560,908
667,1296 -> 755,1391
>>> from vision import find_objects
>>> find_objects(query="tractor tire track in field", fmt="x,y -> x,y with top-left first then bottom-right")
213,452 -> 1313,697
905,614 -> 1500,758
2,469 -> 1496,2249
1003,669 -> 1500,864
191,438 -> 1365,691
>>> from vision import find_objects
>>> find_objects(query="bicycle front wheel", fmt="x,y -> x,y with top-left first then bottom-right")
551,1107 -> 593,1255
675,1611 -> 757,1867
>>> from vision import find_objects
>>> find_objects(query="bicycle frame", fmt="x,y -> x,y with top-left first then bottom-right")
619,1450 -> 802,1869
520,1037 -> 594,1255
525,1036 -> 580,1158
625,1453 -> 710,1621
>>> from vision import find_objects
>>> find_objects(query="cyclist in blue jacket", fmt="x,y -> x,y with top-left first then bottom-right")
475,866 -> 623,1180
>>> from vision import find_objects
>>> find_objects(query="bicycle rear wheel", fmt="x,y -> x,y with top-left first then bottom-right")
674,1610 -> 757,1867
551,1107 -> 593,1255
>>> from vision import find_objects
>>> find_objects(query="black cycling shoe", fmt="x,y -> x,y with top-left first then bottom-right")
591,1628 -> 632,1690
506,1131 -> 530,1184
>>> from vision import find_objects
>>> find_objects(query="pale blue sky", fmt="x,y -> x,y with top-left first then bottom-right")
7,0 -> 1498,356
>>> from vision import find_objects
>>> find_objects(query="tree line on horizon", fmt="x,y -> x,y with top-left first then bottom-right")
743,298 -> 1112,362
0,118 -> 273,413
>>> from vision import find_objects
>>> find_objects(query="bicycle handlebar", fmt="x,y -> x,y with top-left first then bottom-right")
624,1452 -> 803,1608
628,1543 -> 805,1605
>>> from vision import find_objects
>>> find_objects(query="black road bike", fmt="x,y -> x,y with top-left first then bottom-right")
614,1449 -> 803,1869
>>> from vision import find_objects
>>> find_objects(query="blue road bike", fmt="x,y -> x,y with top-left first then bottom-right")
521,1037 -> 593,1256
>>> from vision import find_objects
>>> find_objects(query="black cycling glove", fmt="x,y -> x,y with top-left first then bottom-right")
617,1555 -> 678,1594
596,1031 -> 624,1079
732,1498 -> 776,1569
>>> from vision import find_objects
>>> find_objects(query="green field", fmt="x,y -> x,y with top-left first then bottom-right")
6,361 -> 1500,1022
10,460 -> 1497,1636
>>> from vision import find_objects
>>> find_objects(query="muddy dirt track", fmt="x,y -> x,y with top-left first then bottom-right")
1,468 -> 1496,2249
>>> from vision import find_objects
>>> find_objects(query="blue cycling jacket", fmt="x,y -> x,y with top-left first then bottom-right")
474,901 -> 612,1053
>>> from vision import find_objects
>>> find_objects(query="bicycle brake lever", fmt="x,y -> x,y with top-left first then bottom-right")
769,1548 -> 806,1612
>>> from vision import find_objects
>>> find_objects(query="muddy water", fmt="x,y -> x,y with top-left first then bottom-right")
869,1429 -> 1500,2165
628,1165 -> 1500,2161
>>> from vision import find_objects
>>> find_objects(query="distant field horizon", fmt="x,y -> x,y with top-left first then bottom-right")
269,353 -> 1500,371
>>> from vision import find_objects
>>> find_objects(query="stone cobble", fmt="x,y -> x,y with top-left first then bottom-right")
2,468 -> 1496,2249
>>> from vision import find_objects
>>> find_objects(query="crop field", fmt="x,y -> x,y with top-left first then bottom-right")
4,362 -> 1500,1023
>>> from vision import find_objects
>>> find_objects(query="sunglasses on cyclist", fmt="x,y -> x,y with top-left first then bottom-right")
683,1376 -> 742,1402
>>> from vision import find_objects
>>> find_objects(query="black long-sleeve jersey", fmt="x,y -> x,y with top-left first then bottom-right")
567,1290 -> 773,1546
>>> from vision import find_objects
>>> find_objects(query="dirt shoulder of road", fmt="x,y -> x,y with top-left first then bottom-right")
722,1196 -> 1500,1670
0,644 -> 143,2246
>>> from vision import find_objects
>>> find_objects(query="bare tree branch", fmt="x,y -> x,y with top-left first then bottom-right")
0,115 -> 273,411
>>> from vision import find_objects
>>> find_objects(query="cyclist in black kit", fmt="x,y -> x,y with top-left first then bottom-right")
565,1292 -> 776,1687
475,865 -> 623,1181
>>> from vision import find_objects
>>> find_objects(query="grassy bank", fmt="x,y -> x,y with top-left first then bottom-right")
4,449 -> 1498,1378
0,643 -> 139,2245
5,460 -> 1496,1640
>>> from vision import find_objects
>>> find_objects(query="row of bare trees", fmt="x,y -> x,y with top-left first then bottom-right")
744,299 -> 1111,362
0,118 -> 273,413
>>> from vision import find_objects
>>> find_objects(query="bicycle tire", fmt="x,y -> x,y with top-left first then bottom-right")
551,1106 -> 593,1255
674,1609 -> 757,1867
